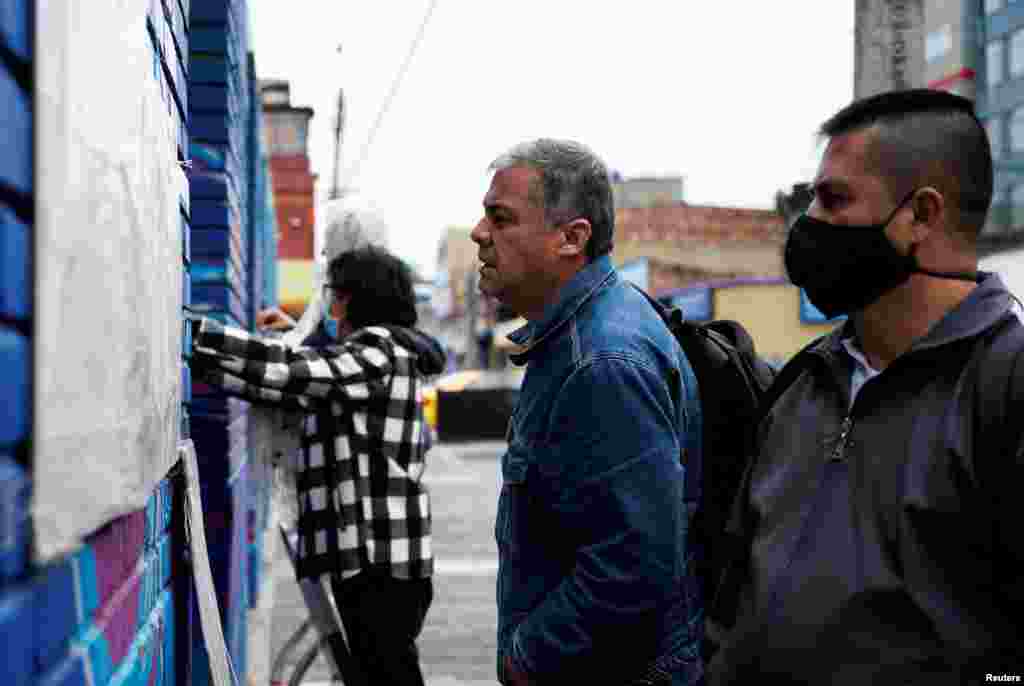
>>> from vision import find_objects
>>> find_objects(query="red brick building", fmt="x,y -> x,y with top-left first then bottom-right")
613,204 -> 787,294
269,155 -> 316,260
260,79 -> 317,316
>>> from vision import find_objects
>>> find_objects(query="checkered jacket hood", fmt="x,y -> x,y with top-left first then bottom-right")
192,318 -> 444,581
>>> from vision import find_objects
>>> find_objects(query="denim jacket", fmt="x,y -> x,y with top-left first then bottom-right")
496,256 -> 704,685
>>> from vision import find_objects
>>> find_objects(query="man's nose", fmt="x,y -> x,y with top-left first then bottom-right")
470,219 -> 488,244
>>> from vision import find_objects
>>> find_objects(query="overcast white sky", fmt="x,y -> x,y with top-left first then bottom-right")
248,2 -> 855,278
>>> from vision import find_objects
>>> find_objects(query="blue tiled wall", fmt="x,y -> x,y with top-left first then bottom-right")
1,2 -> 280,683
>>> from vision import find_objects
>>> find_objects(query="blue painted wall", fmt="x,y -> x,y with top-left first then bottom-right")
0,1 -> 278,684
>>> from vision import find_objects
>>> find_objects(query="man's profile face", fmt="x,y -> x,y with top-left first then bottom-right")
470,166 -> 561,317
808,128 -> 903,237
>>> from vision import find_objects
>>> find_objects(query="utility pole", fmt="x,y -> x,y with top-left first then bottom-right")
329,87 -> 346,201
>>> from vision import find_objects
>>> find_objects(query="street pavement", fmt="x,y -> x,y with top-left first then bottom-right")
267,439 -> 506,685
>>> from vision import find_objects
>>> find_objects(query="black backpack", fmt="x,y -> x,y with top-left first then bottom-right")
630,286 -> 780,613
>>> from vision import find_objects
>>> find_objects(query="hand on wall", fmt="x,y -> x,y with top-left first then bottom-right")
257,307 -> 297,331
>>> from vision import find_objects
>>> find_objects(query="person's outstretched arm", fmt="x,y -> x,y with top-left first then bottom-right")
189,316 -> 393,408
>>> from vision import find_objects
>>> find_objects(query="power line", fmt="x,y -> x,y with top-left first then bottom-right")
343,0 -> 439,188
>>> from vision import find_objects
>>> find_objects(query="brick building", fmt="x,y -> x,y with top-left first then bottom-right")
260,79 -> 317,317
613,204 -> 788,293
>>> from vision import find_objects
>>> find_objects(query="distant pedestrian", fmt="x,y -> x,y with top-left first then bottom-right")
472,139 -> 704,685
190,245 -> 446,686
707,89 -> 1024,684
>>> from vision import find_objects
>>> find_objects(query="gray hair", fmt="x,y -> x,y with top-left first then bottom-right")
489,138 -> 615,261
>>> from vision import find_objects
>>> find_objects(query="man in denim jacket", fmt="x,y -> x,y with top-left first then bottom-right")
471,139 -> 704,685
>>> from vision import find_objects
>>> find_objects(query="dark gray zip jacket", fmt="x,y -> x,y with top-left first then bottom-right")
709,273 -> 1024,685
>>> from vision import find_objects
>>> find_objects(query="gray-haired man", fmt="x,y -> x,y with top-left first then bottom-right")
473,139 -> 705,685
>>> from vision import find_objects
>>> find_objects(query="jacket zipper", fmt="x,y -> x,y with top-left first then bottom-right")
831,415 -> 854,462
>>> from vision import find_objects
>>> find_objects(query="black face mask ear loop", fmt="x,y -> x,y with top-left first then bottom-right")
898,188 -> 979,284
905,242 -> 979,283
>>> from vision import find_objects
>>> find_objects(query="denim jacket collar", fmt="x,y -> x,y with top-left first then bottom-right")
507,255 -> 617,365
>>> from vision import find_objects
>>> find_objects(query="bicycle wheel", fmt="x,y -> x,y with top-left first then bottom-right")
271,619 -> 314,685
288,637 -> 344,686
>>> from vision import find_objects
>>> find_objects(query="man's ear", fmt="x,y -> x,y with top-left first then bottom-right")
910,187 -> 944,241
558,219 -> 592,258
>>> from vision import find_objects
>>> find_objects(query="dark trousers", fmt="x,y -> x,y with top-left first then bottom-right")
330,569 -> 434,686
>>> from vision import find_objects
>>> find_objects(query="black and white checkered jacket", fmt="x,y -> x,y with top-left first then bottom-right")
191,318 -> 445,581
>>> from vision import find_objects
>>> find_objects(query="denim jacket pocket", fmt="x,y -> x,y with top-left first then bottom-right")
496,443 -> 530,549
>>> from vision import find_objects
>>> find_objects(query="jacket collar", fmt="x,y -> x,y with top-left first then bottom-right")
508,255 -> 617,365
818,271 -> 1017,358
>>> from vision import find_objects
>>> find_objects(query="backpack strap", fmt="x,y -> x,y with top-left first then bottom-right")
971,315 -> 1024,476
626,283 -> 686,422
970,314 -> 1024,588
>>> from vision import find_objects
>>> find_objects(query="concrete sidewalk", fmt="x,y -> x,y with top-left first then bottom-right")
263,439 -> 507,685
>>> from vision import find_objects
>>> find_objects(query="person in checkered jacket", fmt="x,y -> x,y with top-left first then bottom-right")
189,245 -> 446,686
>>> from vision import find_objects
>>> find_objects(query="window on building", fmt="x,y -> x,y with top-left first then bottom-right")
984,187 -> 1010,237
988,117 -> 1003,159
1010,106 -> 1024,153
989,39 -> 1005,87
1012,184 -> 1024,232
1012,29 -> 1024,78
986,0 -> 1005,14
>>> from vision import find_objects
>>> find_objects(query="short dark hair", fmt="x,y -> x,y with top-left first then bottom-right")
327,245 -> 418,329
821,88 -> 993,239
489,139 -> 615,261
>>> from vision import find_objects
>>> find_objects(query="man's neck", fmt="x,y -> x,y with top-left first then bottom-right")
854,276 -> 977,370
520,262 -> 586,322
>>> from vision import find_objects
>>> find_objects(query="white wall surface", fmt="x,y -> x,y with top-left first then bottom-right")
34,1 -> 187,561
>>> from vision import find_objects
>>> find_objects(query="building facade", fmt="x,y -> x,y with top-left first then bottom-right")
613,204 -> 788,287
612,175 -> 685,209
970,0 -> 1024,256
855,0 -> 926,97
261,80 -> 317,317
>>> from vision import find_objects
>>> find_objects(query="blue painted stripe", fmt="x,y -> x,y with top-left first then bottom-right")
75,621 -> 112,686
182,213 -> 191,265
71,547 -> 98,629
190,170 -> 232,202
188,53 -> 233,86
0,585 -> 33,686
0,0 -> 31,62
0,62 -> 32,195
190,260 -> 246,298
181,363 -> 192,405
36,650 -> 88,686
191,200 -> 240,230
189,228 -> 246,272
0,453 -> 29,587
0,326 -> 29,446
182,315 -> 193,360
182,269 -> 192,309
34,557 -> 78,676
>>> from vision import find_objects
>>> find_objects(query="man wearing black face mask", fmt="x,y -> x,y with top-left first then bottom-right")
707,89 -> 1024,685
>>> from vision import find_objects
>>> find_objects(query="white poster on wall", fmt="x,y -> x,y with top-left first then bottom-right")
34,1 -> 186,561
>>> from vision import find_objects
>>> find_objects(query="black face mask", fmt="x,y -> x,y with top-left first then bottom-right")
784,189 -> 977,318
